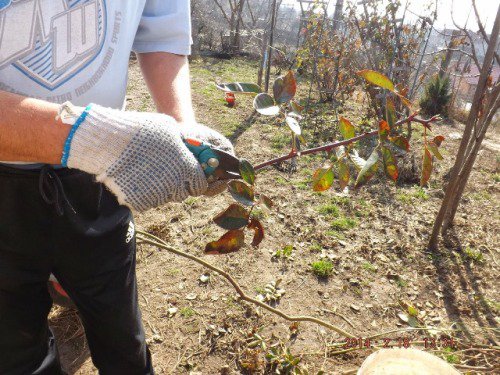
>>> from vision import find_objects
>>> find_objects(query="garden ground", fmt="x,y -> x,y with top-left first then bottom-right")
50,57 -> 499,374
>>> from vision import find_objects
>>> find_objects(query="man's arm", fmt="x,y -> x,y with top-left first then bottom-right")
0,90 -> 70,164
137,52 -> 196,123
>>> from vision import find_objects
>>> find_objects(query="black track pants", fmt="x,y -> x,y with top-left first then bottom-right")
0,165 -> 153,375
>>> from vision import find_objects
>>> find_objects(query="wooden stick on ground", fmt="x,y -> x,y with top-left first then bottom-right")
136,230 -> 355,338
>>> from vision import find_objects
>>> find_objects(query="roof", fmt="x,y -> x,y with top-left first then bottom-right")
454,63 -> 500,86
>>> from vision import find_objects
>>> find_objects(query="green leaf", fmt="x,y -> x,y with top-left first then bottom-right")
205,230 -> 245,254
285,116 -> 301,135
239,159 -> 255,185
339,117 -> 355,140
248,218 -> 264,246
357,70 -> 394,91
312,167 -> 334,192
389,135 -> 410,152
428,141 -> 443,160
258,194 -> 274,209
290,100 -> 304,115
355,149 -> 379,188
253,93 -> 280,116
420,147 -> 433,186
379,119 -> 390,141
385,97 -> 396,128
408,305 -> 419,317
273,70 -> 296,104
350,149 -> 366,171
337,159 -> 350,190
215,82 -> 262,95
228,181 -> 255,206
213,204 -> 249,230
381,146 -> 398,182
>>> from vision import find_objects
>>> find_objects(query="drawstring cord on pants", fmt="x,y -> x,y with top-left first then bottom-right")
39,165 -> 76,216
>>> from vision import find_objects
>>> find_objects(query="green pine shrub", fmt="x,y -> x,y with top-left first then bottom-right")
419,74 -> 452,116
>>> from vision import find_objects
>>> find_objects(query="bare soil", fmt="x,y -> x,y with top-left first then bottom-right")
50,57 -> 499,374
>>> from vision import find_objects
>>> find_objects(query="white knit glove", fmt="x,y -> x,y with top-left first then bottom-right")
58,103 -> 231,212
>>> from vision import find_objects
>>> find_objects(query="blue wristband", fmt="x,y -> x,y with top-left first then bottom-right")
61,105 -> 92,167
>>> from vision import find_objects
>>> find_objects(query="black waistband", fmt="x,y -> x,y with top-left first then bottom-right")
0,163 -> 84,178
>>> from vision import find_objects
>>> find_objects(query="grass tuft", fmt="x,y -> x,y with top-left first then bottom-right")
180,307 -> 196,318
311,260 -> 334,277
318,203 -> 340,217
463,247 -> 484,263
330,216 -> 357,231
362,262 -> 377,273
396,187 -> 429,203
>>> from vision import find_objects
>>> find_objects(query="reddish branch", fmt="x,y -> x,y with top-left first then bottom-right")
254,113 -> 440,171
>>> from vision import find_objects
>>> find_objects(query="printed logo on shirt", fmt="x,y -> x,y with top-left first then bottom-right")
0,0 -> 107,90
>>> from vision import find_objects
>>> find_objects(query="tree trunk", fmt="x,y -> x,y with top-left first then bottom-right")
264,0 -> 278,92
231,0 -> 245,54
332,0 -> 344,32
442,90 -> 500,229
438,30 -> 461,78
428,5 -> 500,250
257,31 -> 269,87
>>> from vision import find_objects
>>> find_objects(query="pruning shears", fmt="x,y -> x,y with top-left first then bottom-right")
183,138 -> 242,181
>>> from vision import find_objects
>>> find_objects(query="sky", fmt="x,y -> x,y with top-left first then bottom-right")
282,0 -> 499,31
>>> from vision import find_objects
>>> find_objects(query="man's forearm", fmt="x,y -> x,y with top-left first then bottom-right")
0,90 -> 70,164
137,52 -> 196,123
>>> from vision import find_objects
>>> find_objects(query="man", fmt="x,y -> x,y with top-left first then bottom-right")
0,1 -> 232,373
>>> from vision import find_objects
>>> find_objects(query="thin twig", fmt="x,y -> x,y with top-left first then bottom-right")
136,230 -> 355,338
454,364 -> 496,371
322,308 -> 356,329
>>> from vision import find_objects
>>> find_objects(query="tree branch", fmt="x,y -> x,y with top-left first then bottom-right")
450,0 -> 481,70
254,113 -> 440,171
472,0 -> 500,66
214,0 -> 231,24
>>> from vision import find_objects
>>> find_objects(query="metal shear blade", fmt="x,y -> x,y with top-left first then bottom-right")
212,148 -> 242,180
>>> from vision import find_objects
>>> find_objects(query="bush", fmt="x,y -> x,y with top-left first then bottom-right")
419,74 -> 452,116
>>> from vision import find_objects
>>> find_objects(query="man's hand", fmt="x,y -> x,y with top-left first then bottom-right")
60,103 -> 233,212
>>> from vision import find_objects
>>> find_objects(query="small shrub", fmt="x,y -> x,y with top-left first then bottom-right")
450,106 -> 470,123
311,260 -> 334,277
419,74 -> 451,116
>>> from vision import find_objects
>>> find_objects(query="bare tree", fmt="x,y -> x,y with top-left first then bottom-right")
429,2 -> 500,250
213,0 -> 246,53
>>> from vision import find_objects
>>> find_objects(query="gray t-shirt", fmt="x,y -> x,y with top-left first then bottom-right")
0,0 -> 191,167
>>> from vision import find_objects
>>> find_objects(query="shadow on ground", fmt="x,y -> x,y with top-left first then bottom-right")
430,229 -> 499,345
49,307 -> 90,374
